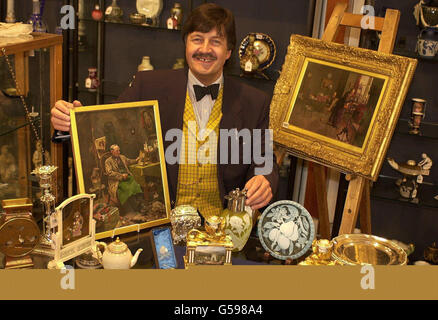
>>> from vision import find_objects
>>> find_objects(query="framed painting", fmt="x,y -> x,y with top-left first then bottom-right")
270,35 -> 417,181
70,100 -> 171,239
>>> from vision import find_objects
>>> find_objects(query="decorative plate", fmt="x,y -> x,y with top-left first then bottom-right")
239,33 -> 276,70
257,200 -> 315,260
136,0 -> 163,18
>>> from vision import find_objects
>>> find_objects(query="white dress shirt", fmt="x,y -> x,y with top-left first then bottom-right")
187,69 -> 223,139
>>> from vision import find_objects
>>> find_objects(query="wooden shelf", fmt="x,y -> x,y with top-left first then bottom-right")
0,33 -> 63,56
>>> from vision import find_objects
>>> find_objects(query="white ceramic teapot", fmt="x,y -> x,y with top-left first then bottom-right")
97,237 -> 143,269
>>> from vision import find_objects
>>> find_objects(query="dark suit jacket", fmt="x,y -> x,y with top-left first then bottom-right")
117,69 -> 278,207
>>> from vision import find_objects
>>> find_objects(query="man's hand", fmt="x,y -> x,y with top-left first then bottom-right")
51,100 -> 82,131
244,175 -> 272,210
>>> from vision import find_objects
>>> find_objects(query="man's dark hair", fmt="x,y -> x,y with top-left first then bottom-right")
182,3 -> 236,52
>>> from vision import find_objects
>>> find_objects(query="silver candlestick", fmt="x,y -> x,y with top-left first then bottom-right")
31,165 -> 57,257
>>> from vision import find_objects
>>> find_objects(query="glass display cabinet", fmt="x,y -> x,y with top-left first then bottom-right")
0,32 -> 64,223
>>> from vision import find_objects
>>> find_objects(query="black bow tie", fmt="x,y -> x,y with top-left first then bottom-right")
193,83 -> 220,101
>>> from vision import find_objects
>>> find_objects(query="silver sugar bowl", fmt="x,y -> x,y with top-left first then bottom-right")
170,205 -> 201,245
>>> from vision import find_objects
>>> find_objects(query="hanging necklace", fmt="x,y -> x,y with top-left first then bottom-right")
1,47 -> 48,164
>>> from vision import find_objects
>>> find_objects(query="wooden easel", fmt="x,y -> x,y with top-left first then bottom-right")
277,3 -> 400,242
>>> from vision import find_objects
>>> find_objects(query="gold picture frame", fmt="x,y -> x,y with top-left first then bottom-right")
270,35 -> 417,181
70,100 -> 171,239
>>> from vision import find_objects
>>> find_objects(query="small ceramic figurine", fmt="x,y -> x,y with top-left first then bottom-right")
167,3 -> 182,29
418,153 -> 433,171
85,67 -> 99,91
166,11 -> 178,29
240,34 -> 259,74
32,140 -> 43,169
387,154 -> 433,203
96,237 -> 143,269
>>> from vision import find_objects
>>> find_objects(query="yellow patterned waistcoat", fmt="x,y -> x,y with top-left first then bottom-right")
175,89 -> 223,219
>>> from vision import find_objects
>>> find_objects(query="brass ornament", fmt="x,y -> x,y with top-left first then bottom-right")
299,234 -> 408,266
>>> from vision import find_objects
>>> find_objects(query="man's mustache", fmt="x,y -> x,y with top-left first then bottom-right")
192,52 -> 217,60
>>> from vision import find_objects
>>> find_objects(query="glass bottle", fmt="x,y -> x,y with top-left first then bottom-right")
28,0 -> 47,33
222,188 -> 252,252
105,0 -> 123,23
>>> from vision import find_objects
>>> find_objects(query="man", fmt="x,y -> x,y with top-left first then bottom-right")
105,144 -> 142,209
51,3 -> 278,218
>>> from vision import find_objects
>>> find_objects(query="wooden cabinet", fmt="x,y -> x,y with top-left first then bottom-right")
0,33 -> 64,219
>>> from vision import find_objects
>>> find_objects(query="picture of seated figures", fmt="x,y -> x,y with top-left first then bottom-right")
72,105 -> 169,236
289,61 -> 385,148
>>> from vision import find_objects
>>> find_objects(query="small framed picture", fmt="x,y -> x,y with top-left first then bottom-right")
48,193 -> 97,269
150,226 -> 178,269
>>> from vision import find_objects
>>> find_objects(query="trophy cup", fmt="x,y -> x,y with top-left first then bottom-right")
31,165 -> 58,256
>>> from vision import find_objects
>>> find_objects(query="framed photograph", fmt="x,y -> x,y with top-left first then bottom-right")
70,101 -> 171,239
48,193 -> 96,269
270,35 -> 417,181
150,227 -> 178,269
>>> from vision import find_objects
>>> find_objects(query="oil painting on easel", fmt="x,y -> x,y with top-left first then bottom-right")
70,101 -> 171,239
271,35 -> 417,180
288,59 -> 386,150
